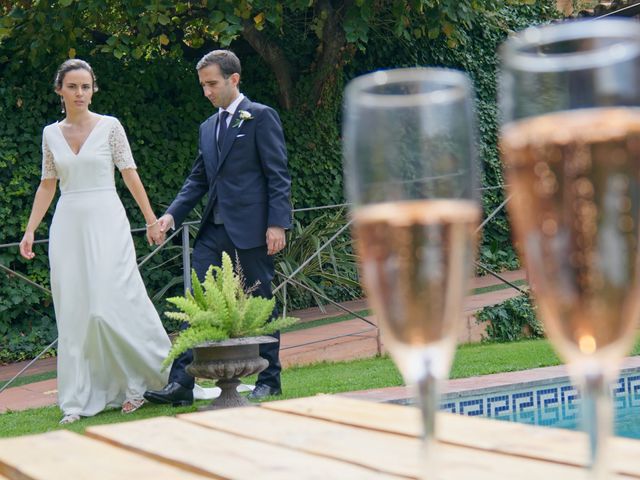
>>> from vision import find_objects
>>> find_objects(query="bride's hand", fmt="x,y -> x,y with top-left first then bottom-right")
152,228 -> 166,245
146,222 -> 164,246
19,231 -> 36,260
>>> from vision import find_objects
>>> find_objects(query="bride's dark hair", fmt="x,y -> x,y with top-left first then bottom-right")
54,59 -> 98,113
54,59 -> 98,92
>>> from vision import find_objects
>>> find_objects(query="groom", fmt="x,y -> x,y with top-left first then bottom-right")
144,49 -> 292,405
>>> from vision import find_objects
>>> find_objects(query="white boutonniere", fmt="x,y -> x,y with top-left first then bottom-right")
232,110 -> 254,128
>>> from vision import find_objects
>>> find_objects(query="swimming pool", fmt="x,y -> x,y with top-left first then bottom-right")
438,368 -> 640,439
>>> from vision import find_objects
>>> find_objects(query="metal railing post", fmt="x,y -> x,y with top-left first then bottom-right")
182,225 -> 191,294
282,281 -> 288,319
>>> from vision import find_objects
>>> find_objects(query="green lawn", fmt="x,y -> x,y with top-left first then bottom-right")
4,337 -> 640,438
0,337 -> 609,438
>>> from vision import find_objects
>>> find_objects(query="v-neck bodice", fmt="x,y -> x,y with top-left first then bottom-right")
41,115 -> 136,193
57,116 -> 104,157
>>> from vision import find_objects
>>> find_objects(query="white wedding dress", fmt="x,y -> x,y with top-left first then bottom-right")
42,115 -> 173,416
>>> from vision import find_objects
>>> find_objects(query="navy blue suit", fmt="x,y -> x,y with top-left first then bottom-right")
166,96 -> 292,390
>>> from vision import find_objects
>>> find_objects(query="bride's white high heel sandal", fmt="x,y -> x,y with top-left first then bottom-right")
59,414 -> 81,425
122,398 -> 145,414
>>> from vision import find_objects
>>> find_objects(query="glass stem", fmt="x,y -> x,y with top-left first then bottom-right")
417,369 -> 440,479
581,369 -> 612,479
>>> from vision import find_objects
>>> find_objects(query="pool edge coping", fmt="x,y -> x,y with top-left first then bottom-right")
338,355 -> 640,403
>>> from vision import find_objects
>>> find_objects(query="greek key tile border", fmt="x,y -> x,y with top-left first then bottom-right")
440,371 -> 640,427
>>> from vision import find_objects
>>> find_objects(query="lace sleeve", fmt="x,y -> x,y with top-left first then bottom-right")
108,119 -> 137,170
40,133 -> 58,180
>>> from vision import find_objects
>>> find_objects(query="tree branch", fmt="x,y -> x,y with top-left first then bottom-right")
241,21 -> 295,111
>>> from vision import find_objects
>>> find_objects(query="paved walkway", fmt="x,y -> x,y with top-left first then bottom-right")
0,270 -> 527,413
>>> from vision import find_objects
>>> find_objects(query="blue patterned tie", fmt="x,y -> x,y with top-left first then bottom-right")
217,111 -> 229,151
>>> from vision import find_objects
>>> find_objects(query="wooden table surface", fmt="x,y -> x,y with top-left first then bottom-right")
0,395 -> 639,479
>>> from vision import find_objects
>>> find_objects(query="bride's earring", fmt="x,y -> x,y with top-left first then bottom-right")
60,97 -> 65,114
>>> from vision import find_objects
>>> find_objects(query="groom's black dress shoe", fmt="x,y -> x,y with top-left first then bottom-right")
248,384 -> 282,401
143,382 -> 193,406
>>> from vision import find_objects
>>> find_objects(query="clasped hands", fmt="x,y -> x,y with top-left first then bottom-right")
145,214 -> 174,246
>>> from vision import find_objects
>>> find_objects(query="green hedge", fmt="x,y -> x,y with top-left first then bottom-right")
0,1 -> 559,363
476,293 -> 544,342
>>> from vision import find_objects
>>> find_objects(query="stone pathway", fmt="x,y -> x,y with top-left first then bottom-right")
0,270 -> 527,413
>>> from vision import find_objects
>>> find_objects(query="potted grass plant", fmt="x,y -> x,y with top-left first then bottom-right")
162,252 -> 297,409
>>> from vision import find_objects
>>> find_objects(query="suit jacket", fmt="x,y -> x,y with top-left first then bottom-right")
167,97 -> 292,250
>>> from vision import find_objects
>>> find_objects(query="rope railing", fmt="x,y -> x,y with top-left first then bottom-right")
276,273 -> 375,328
476,193 -> 512,233
0,262 -> 52,295
586,1 -> 640,19
1,190 -> 519,393
275,274 -> 382,355
0,338 -> 58,396
272,219 -> 353,295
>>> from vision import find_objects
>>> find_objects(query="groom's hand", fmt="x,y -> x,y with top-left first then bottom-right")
146,222 -> 165,246
266,226 -> 286,256
157,214 -> 175,233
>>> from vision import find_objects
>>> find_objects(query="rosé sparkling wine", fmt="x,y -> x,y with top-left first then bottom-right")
353,199 -> 480,382
502,108 -> 640,366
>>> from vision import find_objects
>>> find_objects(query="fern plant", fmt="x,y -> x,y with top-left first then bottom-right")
162,252 -> 298,370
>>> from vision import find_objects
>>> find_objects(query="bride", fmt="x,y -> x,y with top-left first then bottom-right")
19,59 -> 189,424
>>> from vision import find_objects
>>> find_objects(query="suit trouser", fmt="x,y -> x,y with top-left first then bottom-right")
168,221 -> 281,390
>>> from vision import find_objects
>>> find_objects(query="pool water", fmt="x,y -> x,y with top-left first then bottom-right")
437,369 -> 640,439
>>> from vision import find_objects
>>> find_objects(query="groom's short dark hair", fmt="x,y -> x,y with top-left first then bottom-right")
197,50 -> 241,78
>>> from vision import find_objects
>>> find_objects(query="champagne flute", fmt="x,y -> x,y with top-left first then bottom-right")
343,68 -> 481,476
499,20 -> 640,478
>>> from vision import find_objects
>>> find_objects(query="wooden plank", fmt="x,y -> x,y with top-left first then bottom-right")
264,395 -> 640,478
181,407 -> 418,477
441,413 -> 640,478
87,416 -> 400,480
180,405 -> 626,480
0,430 -> 209,480
264,395 -> 421,434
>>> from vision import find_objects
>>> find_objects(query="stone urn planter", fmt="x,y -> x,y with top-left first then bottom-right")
162,252 -> 297,408
186,335 -> 278,410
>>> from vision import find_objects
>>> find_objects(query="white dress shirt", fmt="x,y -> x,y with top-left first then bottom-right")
217,93 -> 245,138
